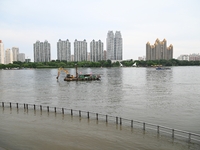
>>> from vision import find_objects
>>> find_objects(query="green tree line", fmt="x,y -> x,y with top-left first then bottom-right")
0,60 -> 119,69
0,59 -> 199,69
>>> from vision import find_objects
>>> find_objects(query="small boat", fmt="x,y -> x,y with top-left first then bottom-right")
56,65 -> 101,81
156,67 -> 171,70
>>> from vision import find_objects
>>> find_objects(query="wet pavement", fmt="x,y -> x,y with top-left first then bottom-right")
0,106 -> 199,150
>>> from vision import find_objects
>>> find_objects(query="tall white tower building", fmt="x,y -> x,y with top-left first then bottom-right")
114,31 -> 123,60
90,40 -> 104,62
33,40 -> 51,62
0,40 -> 4,64
106,31 -> 115,60
74,39 -> 87,61
12,47 -> 19,62
5,49 -> 13,64
106,31 -> 123,60
57,39 -> 71,61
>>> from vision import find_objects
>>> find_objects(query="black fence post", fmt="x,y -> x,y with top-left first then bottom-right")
96,113 -> 98,120
79,110 -> 81,117
106,115 -> 108,122
10,102 -> 12,108
157,126 -> 160,134
47,106 -> 49,112
131,120 -> 133,128
2,102 -> 4,108
16,103 -> 18,109
87,112 -> 89,119
116,117 -> 118,124
71,109 -> 73,116
40,105 -> 42,111
34,104 -> 36,110
54,107 -> 56,113
143,123 -> 145,130
62,108 -> 64,114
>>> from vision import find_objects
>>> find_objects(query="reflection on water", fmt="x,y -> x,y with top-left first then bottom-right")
0,67 -> 200,134
145,68 -> 173,110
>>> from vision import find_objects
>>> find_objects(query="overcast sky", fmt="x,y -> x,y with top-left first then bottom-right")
1,0 -> 200,61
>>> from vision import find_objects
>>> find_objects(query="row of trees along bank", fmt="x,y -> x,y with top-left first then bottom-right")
0,59 -> 200,69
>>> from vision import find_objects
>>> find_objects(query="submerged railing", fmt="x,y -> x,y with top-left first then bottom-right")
1,102 -> 200,143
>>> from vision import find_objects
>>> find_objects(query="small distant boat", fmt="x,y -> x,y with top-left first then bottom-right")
156,67 -> 171,70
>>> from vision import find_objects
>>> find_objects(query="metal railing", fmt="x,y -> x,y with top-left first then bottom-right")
1,102 -> 200,143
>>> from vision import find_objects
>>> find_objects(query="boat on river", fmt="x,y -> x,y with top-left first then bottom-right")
156,67 -> 171,70
64,73 -> 101,81
56,65 -> 101,81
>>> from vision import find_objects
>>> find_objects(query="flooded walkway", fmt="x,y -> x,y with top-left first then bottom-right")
0,106 -> 199,150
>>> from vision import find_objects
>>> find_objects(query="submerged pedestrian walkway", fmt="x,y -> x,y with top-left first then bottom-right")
0,102 -> 200,150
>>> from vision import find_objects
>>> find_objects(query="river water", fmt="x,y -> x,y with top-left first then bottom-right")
0,66 -> 200,134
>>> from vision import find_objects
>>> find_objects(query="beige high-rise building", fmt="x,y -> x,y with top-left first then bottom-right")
0,40 -> 4,64
5,49 -> 13,64
12,47 -> 19,62
146,39 -> 173,60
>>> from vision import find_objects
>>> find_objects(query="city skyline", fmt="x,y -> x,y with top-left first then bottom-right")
0,0 -> 200,61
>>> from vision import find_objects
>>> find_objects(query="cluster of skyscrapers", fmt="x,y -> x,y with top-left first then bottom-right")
1,34 -> 177,64
33,31 -> 123,62
146,39 -> 173,60
0,40 -> 25,64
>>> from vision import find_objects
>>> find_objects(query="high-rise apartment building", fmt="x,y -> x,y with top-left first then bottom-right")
74,39 -> 87,61
0,40 -> 4,64
12,47 -> 19,62
17,53 -> 25,62
5,49 -> 13,64
57,39 -> 71,61
106,31 -> 123,60
106,31 -> 114,60
146,39 -> 173,60
33,40 -> 51,62
114,31 -> 123,60
90,40 -> 103,62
